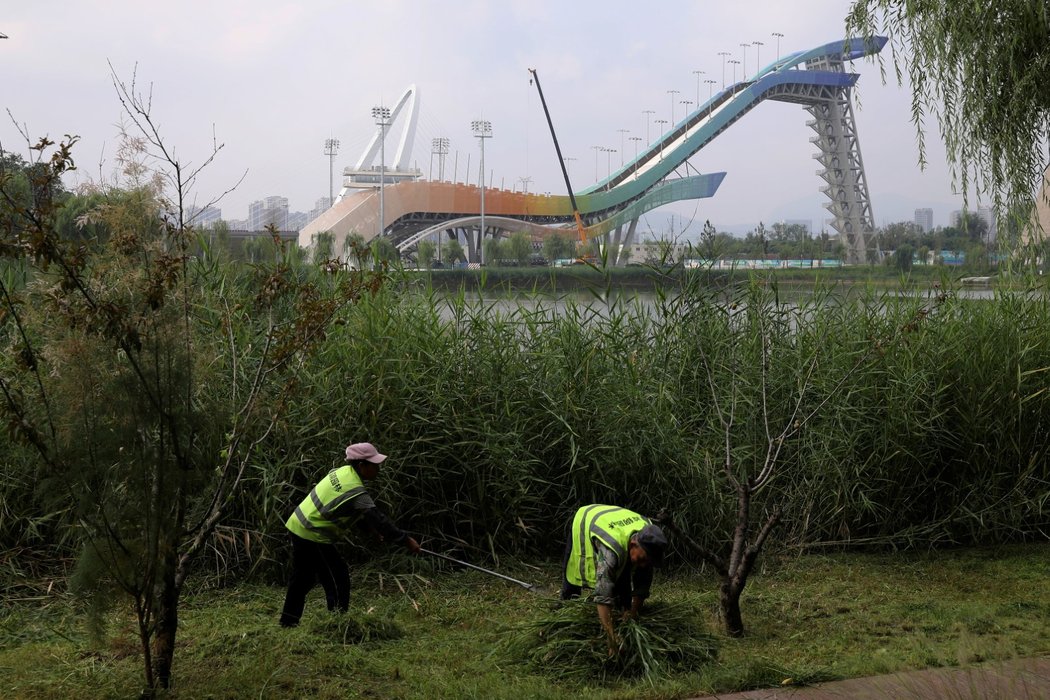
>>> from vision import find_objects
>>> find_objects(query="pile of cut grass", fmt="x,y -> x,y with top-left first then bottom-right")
503,598 -> 718,682
306,609 -> 403,644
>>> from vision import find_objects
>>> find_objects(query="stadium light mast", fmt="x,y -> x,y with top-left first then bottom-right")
667,89 -> 680,124
323,138 -> 340,206
371,106 -> 391,238
705,79 -> 717,102
752,40 -> 764,70
772,32 -> 784,61
692,70 -> 705,106
431,137 -> 450,181
654,119 -> 668,158
471,119 -> 492,264
642,109 -> 656,144
616,129 -> 629,167
628,136 -> 642,161
717,51 -> 731,89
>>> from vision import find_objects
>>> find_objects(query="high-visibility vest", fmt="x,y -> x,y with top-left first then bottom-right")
565,504 -> 649,587
285,466 -> 369,543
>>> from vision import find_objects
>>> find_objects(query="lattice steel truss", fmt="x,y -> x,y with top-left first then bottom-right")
765,55 -> 875,264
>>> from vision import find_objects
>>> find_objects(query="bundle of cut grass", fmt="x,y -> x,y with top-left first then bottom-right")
503,599 -> 718,682
308,611 -> 403,645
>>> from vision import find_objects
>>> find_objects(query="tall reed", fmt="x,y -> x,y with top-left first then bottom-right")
6,263 -> 1049,582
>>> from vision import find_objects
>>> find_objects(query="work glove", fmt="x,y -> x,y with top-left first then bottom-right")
404,536 -> 421,555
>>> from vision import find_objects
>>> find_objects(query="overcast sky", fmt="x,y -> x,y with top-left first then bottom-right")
2,1 -> 975,236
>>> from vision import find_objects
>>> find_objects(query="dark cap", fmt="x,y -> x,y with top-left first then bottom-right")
636,524 -> 668,566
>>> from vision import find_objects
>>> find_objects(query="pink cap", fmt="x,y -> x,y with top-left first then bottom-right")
345,442 -> 387,464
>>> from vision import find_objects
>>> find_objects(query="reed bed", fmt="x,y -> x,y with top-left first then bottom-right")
4,264 -> 1050,582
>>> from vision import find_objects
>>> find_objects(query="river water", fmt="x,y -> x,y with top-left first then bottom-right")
433,286 -> 998,322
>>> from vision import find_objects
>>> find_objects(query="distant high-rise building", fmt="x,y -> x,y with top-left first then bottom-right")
307,197 -> 333,224
977,206 -> 997,241
227,195 -> 339,234
950,209 -> 964,228
287,211 -> 309,232
249,196 -> 289,231
186,205 -> 222,229
914,208 -> 933,233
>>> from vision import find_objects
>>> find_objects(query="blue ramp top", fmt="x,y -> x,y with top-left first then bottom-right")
576,37 -> 888,213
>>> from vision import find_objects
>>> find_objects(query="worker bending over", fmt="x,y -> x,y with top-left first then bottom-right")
561,504 -> 668,654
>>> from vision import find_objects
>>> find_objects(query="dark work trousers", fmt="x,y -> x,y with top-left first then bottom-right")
279,533 -> 351,627
559,530 -> 632,608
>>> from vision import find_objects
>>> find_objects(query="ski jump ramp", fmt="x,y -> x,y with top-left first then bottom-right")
299,37 -> 887,265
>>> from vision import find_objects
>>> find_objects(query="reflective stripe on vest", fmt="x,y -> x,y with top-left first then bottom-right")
566,504 -> 649,587
286,466 -> 368,543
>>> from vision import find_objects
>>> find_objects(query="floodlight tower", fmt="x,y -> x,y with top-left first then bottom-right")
371,105 -> 391,237
642,110 -> 656,144
616,129 -> 629,167
628,136 -> 642,160
717,51 -> 731,88
692,70 -> 705,106
323,138 -> 340,206
752,40 -> 765,69
471,119 -> 492,264
667,89 -> 680,124
432,137 -> 450,180
654,119 -> 668,158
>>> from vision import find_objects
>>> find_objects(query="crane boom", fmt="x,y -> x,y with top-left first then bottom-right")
528,68 -> 588,247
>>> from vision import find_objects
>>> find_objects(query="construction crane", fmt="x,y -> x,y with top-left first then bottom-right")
527,68 -> 593,261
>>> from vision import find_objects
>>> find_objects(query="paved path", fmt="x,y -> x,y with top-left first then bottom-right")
692,657 -> 1050,699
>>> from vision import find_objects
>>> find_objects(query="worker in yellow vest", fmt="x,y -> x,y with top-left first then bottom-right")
561,504 -> 668,654
279,442 -> 420,627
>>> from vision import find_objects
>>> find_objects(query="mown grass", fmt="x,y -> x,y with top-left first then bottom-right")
2,544 -> 1047,699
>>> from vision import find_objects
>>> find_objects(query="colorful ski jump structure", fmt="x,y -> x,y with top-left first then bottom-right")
299,36 -> 887,265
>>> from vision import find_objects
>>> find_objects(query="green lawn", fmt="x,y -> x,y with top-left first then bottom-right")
2,544 -> 1048,699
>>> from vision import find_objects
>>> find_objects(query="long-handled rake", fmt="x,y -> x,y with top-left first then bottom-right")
419,547 -> 537,591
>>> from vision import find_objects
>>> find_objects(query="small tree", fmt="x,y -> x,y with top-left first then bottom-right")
657,279 -> 930,637
966,242 -> 991,273
0,73 -> 380,692
417,239 -> 436,269
699,220 -> 720,263
371,236 -> 399,266
242,233 -> 276,263
311,230 -> 334,265
506,231 -> 533,266
343,231 -> 367,269
483,236 -> 503,266
444,238 -> 465,265
542,232 -> 573,262
894,243 -> 915,272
